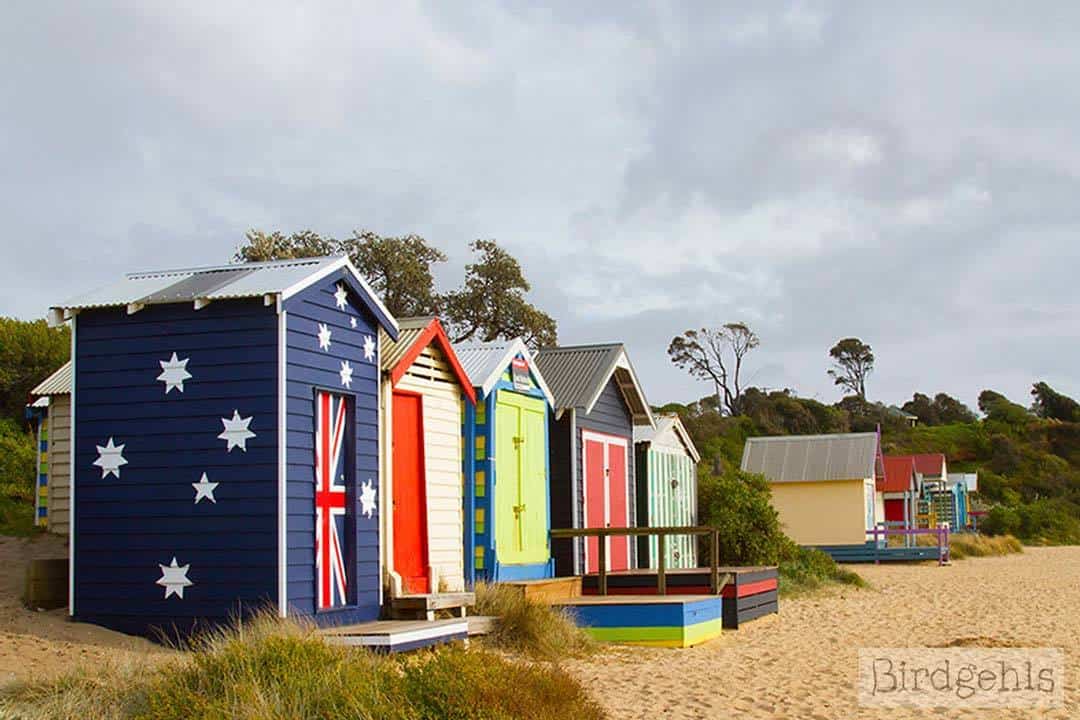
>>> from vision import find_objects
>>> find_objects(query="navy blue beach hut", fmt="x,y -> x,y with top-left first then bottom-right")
48,256 -> 398,637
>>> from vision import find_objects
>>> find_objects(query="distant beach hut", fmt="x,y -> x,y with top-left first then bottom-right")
633,413 -> 700,569
533,344 -> 654,576
50,256 -> 398,636
26,361 -> 73,533
378,317 -> 475,597
454,340 -> 555,583
740,432 -> 884,547
881,455 -> 918,530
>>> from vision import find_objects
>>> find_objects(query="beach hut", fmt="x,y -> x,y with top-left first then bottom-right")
740,432 -> 885,547
25,362 -> 73,533
455,340 -> 555,583
378,317 -> 475,600
633,413 -> 700,570
533,344 -> 654,577
49,256 -> 399,636
880,455 -> 918,530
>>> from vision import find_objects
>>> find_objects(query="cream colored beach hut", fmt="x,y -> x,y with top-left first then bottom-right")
740,432 -> 884,547
29,361 -> 73,535
379,317 -> 476,598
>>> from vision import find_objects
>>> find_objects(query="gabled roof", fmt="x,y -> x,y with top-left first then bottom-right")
892,453 -> 947,477
30,361 -> 72,396
740,432 -> 881,483
881,455 -> 917,493
49,255 -> 398,338
634,413 -> 700,463
534,343 -> 654,427
452,339 -> 554,407
380,317 -> 476,404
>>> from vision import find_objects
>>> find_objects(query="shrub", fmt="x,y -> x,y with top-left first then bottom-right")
0,615 -> 607,720
472,582 -> 592,660
777,545 -> 867,597
949,534 -> 1023,560
0,419 -> 35,502
697,466 -> 788,565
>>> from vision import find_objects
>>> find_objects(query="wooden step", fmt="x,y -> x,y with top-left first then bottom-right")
498,576 -> 582,604
390,592 -> 475,620
321,618 -> 468,653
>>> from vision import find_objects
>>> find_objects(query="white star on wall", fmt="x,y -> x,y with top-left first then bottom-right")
156,557 -> 193,599
339,360 -> 354,389
218,410 -> 256,452
350,317 -> 357,329
363,335 -> 375,362
317,323 -> 332,351
157,352 -> 192,394
93,437 -> 128,478
359,479 -> 377,518
192,472 -> 218,504
334,283 -> 348,310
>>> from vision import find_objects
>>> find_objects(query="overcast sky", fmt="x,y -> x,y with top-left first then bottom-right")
3,2 -> 1078,411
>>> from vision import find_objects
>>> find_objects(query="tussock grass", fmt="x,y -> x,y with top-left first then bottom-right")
472,582 -> 594,660
0,613 -> 606,720
778,546 -> 867,598
949,533 -> 1023,560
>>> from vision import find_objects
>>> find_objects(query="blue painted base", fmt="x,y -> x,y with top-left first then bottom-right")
811,542 -> 944,563
489,558 -> 555,582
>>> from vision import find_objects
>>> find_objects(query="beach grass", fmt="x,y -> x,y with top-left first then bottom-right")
778,546 -> 867,597
0,613 -> 607,720
472,581 -> 594,660
948,533 -> 1023,559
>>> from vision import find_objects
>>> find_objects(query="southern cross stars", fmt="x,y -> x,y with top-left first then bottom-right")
192,472 -> 219,504
334,283 -> 348,310
156,352 -> 192,394
359,479 -> 377,518
93,437 -> 128,478
157,557 -> 193,599
363,335 -> 375,362
339,360 -> 354,389
218,410 -> 256,452
317,323 -> 332,351
349,317 -> 357,329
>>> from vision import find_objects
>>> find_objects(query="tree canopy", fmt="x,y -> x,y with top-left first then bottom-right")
235,231 -> 556,347
1031,382 -> 1080,422
667,323 -> 759,416
441,240 -> 557,349
902,392 -> 978,426
0,317 -> 70,424
827,337 -> 874,399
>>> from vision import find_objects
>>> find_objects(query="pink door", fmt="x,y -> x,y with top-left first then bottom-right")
582,431 -> 630,573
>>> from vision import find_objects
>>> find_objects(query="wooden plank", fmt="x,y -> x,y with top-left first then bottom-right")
391,592 -> 475,611
499,577 -> 581,603
466,615 -> 497,636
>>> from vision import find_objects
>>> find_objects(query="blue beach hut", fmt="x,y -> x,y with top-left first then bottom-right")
49,256 -> 398,636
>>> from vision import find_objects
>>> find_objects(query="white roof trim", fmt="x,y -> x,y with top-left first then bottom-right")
475,339 -> 555,408
582,348 -> 655,427
280,255 -> 399,335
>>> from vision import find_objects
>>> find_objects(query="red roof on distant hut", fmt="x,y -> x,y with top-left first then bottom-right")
880,456 -> 917,493
908,453 -> 947,476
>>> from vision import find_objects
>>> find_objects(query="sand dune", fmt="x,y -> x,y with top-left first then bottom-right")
569,546 -> 1079,719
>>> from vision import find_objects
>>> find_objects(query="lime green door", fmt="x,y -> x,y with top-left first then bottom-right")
494,392 -> 549,566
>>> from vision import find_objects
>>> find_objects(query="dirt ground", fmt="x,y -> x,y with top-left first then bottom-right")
570,546 -> 1079,720
0,534 -> 168,687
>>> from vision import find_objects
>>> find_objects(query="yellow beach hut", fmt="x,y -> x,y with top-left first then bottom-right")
740,432 -> 884,547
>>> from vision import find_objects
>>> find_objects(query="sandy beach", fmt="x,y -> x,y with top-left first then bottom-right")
570,546 -> 1079,719
1,537 -> 1076,719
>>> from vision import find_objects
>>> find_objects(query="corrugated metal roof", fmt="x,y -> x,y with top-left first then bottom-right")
30,361 -> 72,396
379,317 -> 435,372
740,432 -> 880,483
452,339 -> 554,407
534,343 -> 654,426
51,255 -> 399,337
634,413 -> 700,463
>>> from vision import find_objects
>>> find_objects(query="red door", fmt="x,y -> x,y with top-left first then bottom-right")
392,391 -> 429,594
582,431 -> 630,573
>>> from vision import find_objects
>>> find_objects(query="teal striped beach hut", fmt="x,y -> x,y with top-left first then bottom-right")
634,414 -> 699,569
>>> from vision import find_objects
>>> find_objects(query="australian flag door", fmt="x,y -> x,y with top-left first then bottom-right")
315,390 -> 352,610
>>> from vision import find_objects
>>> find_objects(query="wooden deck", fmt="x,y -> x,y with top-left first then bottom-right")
498,576 -> 582,603
813,543 -> 945,563
320,618 -> 468,652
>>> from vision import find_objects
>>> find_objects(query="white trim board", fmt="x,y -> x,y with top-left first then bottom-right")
277,310 -> 288,617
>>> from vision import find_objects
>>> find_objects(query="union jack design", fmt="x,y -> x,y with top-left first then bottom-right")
315,391 -> 349,609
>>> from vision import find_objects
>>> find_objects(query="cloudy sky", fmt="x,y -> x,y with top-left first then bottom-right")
3,2 -> 1077,411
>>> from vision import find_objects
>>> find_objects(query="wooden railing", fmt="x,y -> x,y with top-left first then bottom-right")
866,525 -> 950,566
549,526 -> 725,596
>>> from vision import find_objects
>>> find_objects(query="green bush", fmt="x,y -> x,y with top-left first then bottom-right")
777,545 -> 867,597
697,466 -> 788,565
0,615 -> 607,720
0,419 -> 36,502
